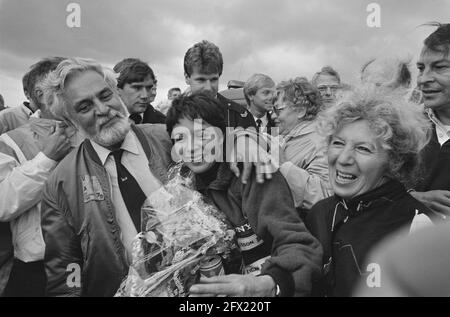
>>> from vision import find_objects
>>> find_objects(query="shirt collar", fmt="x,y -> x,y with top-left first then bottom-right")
427,108 -> 447,128
21,102 -> 34,115
30,109 -> 41,118
91,129 -> 140,165
427,108 -> 450,143
252,113 -> 268,126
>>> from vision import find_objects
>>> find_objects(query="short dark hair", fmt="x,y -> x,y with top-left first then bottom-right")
166,92 -> 225,138
23,57 -> 65,106
113,58 -> 157,88
0,94 -> 4,107
423,22 -> 450,56
184,40 -> 223,77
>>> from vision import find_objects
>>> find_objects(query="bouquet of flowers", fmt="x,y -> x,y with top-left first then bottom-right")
115,164 -> 236,297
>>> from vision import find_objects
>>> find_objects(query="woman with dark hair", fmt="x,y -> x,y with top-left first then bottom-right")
166,92 -> 322,297
306,87 -> 439,297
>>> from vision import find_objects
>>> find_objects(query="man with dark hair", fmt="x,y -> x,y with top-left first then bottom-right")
113,58 -> 165,125
311,66 -> 342,108
142,79 -> 165,124
183,40 -> 255,129
410,23 -> 450,217
0,57 -> 64,134
243,73 -> 277,133
0,56 -> 74,296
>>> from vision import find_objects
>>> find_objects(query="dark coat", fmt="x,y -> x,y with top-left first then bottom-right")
142,103 -> 166,124
217,94 -> 256,129
416,125 -> 450,191
306,180 -> 434,297
197,163 -> 323,297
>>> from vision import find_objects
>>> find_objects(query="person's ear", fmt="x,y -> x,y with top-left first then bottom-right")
34,88 -> 44,104
297,106 -> 306,119
117,85 -> 124,97
184,72 -> 190,85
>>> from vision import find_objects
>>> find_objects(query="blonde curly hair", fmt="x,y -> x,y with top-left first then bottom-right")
317,87 -> 431,186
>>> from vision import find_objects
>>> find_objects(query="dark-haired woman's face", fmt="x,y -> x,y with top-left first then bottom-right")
171,117 -> 224,174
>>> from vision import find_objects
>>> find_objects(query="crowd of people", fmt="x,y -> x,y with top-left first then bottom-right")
0,22 -> 449,297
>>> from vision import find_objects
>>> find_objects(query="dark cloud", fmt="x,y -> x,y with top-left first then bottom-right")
1,0 -> 449,105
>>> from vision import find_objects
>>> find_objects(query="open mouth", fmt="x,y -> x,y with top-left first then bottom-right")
335,170 -> 357,184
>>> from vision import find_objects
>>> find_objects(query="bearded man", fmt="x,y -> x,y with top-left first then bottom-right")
40,58 -> 172,296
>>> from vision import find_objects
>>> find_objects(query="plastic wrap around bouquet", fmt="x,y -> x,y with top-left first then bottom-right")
115,163 -> 236,297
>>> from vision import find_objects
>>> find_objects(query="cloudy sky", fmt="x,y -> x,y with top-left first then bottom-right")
0,0 -> 449,106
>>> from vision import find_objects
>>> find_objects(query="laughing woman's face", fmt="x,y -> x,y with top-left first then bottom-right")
328,119 -> 389,199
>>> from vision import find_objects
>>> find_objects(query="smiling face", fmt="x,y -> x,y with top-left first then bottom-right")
328,120 -> 389,199
249,85 -> 276,114
417,46 -> 450,112
171,117 -> 223,174
63,70 -> 130,148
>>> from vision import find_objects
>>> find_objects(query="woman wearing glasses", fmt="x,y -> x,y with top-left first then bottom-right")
274,78 -> 333,219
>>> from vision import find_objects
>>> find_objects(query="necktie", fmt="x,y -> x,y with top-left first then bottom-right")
256,119 -> 262,131
129,113 -> 142,124
111,149 -> 146,231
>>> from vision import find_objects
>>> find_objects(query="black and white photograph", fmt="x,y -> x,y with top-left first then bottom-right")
0,0 -> 449,301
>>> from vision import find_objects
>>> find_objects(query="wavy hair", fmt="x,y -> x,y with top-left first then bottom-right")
317,87 -> 431,185
40,57 -> 118,121
277,78 -> 323,121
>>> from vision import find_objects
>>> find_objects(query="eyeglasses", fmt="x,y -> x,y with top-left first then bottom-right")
273,104 -> 288,116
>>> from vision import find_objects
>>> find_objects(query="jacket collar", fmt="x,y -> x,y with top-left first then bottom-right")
84,125 -> 152,167
195,162 -> 235,192
90,129 -> 140,166
336,179 -> 406,216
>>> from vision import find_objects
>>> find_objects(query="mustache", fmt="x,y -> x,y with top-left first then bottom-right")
97,110 -> 126,127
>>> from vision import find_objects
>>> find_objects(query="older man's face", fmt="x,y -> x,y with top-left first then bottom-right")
417,46 -> 450,111
64,70 -> 130,147
315,74 -> 341,107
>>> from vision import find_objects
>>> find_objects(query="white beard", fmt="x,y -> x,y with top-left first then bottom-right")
92,117 -> 131,147
82,109 -> 131,147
